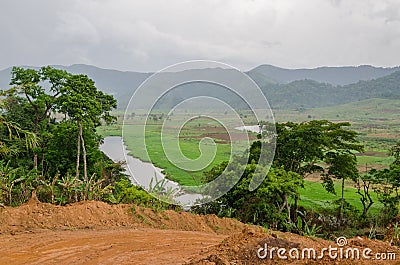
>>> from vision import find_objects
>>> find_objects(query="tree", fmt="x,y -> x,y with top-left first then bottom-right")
273,120 -> 363,223
0,112 -> 37,157
195,142 -> 303,230
372,168 -> 399,225
274,120 -> 363,176
57,74 -> 116,180
7,66 -> 68,169
368,142 -> 400,225
353,169 -> 375,217
390,141 -> 400,165
322,152 -> 359,222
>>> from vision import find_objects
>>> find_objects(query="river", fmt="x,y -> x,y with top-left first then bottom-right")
99,136 -> 201,206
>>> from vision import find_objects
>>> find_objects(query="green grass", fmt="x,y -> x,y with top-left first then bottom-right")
299,180 -> 383,214
356,155 -> 394,166
97,124 -> 122,137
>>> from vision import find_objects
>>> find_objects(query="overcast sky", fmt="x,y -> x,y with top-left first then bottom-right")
1,0 -> 400,72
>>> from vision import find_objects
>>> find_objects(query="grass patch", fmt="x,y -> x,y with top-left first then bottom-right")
299,180 -> 383,215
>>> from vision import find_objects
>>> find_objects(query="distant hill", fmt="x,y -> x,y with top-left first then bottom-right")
1,64 -> 399,110
249,64 -> 400,85
256,71 -> 400,109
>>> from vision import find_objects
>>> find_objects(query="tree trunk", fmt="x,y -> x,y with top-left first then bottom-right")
80,124 -> 88,182
76,121 -> 81,179
293,196 -> 298,224
33,119 -> 38,170
364,183 -> 374,216
33,154 -> 38,170
339,178 -> 345,223
285,194 -> 291,223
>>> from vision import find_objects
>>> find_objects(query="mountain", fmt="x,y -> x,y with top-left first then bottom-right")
256,70 -> 400,109
1,64 -> 399,110
249,64 -> 400,85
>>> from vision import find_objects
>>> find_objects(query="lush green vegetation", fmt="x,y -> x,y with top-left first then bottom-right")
192,120 -> 400,239
97,98 -> 400,239
273,98 -> 400,169
0,66 -> 174,211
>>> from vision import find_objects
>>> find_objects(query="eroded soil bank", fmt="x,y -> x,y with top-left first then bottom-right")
0,200 -> 398,264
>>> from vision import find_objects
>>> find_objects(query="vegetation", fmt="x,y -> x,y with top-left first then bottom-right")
253,70 -> 400,109
0,66 -> 174,211
119,115 -> 251,186
193,120 -> 400,239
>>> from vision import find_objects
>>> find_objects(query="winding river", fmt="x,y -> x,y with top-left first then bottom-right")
100,125 -> 260,206
99,136 -> 201,206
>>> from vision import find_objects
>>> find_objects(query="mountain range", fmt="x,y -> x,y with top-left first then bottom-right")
0,64 -> 399,110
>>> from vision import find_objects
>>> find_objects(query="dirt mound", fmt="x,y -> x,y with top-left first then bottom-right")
1,201 -> 399,264
0,199 -> 245,235
187,227 -> 399,264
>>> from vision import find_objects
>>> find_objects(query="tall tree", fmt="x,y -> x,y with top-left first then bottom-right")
274,120 -> 363,176
273,120 -> 363,222
57,74 -> 116,180
8,66 -> 68,169
322,152 -> 359,222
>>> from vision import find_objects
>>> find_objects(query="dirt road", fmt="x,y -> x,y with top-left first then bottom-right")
1,200 -> 399,265
0,228 -> 225,265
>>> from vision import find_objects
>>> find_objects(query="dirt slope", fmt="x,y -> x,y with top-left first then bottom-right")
0,199 -> 399,264
187,227 -> 399,265
0,198 -> 245,235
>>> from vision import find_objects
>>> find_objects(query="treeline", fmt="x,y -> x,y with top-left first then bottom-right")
193,120 -> 400,239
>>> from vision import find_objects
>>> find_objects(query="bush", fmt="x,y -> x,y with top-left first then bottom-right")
113,177 -> 174,211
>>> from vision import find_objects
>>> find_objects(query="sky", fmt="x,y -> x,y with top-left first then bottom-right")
1,0 -> 400,72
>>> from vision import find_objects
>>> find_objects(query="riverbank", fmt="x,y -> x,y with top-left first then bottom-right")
99,136 -> 202,206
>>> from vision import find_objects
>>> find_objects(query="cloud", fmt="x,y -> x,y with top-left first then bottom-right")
0,0 -> 399,71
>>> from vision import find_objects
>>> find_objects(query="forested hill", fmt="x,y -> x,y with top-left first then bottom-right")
248,64 -> 400,85
254,70 -> 400,109
0,64 -> 399,109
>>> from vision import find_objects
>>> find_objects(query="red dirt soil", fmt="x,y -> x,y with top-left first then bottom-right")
0,199 -> 399,264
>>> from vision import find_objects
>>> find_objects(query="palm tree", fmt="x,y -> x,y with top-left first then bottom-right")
0,99 -> 37,157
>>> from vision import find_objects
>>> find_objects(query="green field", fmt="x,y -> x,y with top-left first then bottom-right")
299,180 -> 383,214
99,112 -> 257,186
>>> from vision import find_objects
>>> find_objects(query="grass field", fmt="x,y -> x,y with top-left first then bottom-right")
299,180 -> 383,215
99,112 -> 257,186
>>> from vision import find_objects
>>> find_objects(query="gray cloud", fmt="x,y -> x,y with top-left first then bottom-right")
0,0 -> 399,72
